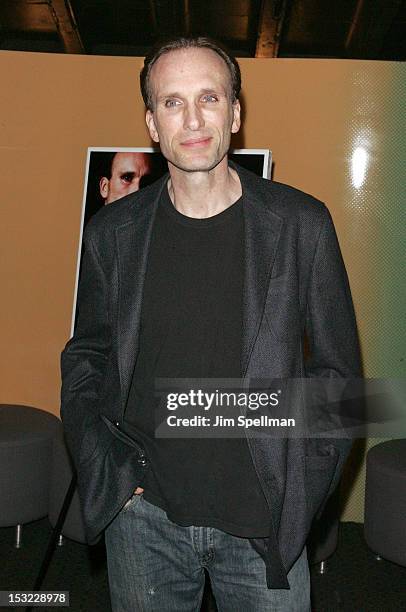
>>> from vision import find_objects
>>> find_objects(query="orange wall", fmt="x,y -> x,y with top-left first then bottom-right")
0,51 -> 399,415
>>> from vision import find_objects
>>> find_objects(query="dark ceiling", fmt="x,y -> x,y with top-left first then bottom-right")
0,0 -> 405,60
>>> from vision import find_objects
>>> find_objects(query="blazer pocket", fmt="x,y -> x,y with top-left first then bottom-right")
100,414 -> 145,454
304,452 -> 338,523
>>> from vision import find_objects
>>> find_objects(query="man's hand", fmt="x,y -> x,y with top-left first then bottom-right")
134,487 -> 144,494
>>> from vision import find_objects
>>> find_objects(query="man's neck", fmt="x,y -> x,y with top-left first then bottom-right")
167,158 -> 242,219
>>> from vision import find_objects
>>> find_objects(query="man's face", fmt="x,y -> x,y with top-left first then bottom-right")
100,152 -> 151,204
145,48 -> 240,174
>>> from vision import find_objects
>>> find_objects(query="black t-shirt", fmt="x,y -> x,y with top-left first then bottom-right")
124,184 -> 270,537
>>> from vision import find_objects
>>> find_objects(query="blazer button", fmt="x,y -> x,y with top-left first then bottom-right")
137,454 -> 148,467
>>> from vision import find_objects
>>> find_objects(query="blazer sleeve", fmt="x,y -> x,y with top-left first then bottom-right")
60,227 -> 112,470
304,208 -> 362,516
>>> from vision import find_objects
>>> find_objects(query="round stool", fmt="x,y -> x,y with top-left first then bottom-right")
0,404 -> 61,547
364,439 -> 406,566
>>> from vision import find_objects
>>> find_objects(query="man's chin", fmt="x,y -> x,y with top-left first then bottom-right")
168,155 -> 226,174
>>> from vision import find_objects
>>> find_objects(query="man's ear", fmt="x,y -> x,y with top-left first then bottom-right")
99,177 -> 109,200
146,110 -> 159,143
231,99 -> 241,134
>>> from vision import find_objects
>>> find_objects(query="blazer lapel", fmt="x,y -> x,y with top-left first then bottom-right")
239,169 -> 284,377
115,175 -> 169,415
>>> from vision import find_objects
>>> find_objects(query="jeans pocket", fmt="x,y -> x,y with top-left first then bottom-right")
122,492 -> 143,513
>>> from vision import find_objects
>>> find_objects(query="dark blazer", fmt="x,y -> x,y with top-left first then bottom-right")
61,162 -> 361,589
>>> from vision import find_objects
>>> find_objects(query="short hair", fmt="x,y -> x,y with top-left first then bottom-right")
100,152 -> 116,180
140,37 -> 241,111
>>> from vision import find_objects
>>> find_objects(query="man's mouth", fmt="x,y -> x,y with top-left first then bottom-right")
180,137 -> 212,148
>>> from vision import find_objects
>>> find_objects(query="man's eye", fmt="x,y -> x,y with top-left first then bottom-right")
165,99 -> 180,107
121,172 -> 135,183
202,94 -> 218,103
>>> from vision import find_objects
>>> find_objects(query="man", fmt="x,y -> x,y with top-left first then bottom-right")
99,151 -> 152,204
61,37 -> 361,611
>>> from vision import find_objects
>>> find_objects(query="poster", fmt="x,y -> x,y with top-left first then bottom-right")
71,148 -> 272,332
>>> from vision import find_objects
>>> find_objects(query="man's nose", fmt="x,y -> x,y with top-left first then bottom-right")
183,103 -> 204,131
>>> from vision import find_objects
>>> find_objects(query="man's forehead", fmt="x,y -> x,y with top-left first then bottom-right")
112,153 -> 149,172
150,48 -> 231,93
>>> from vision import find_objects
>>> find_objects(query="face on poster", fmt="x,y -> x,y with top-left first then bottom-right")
71,147 -> 272,332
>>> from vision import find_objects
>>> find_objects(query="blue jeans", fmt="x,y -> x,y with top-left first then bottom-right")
105,493 -> 311,611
